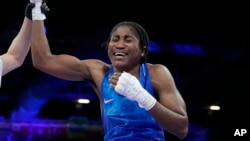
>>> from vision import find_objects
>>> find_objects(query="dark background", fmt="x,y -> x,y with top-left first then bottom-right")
0,1 -> 249,140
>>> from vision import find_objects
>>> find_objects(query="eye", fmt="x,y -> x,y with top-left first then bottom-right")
111,37 -> 120,43
110,35 -> 119,42
125,39 -> 132,42
125,37 -> 133,42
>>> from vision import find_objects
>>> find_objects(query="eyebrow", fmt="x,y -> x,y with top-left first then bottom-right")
111,35 -> 137,40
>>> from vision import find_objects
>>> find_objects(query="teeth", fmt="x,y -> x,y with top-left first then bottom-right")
114,52 -> 125,56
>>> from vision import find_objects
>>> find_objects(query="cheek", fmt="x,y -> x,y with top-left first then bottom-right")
130,52 -> 142,62
107,48 -> 113,58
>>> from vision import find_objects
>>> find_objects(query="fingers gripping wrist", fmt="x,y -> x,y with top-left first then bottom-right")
32,2 -> 46,20
30,0 -> 43,2
115,72 -> 156,111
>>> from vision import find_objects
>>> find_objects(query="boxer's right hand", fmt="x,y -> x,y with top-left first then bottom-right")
31,1 -> 49,21
25,2 -> 50,20
30,0 -> 43,3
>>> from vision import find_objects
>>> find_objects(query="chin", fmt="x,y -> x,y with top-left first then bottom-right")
113,63 -> 124,67
112,62 -> 127,70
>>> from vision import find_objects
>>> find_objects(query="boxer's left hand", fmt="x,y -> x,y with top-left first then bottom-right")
109,71 -> 156,111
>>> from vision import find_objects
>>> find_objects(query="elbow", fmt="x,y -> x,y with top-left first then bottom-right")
177,124 -> 189,139
32,58 -> 53,74
31,56 -> 48,71
32,61 -> 50,73
166,115 -> 189,139
176,117 -> 189,139
32,62 -> 39,69
32,59 -> 40,68
31,52 -> 49,71
14,59 -> 24,69
32,60 -> 45,71
16,62 -> 23,68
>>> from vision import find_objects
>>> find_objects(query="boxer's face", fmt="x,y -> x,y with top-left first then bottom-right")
108,25 -> 143,71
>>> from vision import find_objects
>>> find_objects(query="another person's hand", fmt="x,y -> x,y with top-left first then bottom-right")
31,0 -> 48,20
30,0 -> 43,3
25,2 -> 49,20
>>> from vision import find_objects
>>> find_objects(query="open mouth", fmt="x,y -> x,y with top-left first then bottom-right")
113,52 -> 127,56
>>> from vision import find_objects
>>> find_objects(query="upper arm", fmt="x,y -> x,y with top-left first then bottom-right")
34,54 -> 107,82
150,64 -> 187,116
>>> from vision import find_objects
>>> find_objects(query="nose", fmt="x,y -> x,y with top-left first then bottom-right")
115,40 -> 126,49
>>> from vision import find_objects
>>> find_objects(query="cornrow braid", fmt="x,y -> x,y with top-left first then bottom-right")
102,21 -> 150,63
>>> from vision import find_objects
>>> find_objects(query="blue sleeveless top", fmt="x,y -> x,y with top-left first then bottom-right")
101,63 -> 165,141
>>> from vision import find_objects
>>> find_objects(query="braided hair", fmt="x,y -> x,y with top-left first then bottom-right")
102,21 -> 150,63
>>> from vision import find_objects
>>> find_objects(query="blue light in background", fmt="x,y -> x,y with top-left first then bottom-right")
148,41 -> 206,56
44,26 -> 47,33
173,43 -> 205,55
149,41 -> 161,53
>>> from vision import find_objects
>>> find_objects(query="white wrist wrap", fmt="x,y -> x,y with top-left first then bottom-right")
137,89 -> 157,110
115,72 -> 157,111
32,2 -> 46,20
30,0 -> 43,3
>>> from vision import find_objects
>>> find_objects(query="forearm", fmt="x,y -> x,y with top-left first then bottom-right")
149,102 -> 188,139
113,72 -> 188,139
31,20 -> 52,68
0,17 -> 32,76
8,17 -> 32,60
30,0 -> 52,68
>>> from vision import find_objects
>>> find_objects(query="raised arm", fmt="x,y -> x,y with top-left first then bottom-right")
0,2 -> 50,77
0,4 -> 33,76
30,1 -> 98,81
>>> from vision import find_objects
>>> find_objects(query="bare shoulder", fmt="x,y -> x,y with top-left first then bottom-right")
82,59 -> 111,71
147,63 -> 172,77
82,59 -> 111,88
147,63 -> 175,88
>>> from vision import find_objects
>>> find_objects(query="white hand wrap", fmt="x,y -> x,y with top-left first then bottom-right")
32,2 -> 46,20
115,72 -> 157,111
30,0 -> 42,2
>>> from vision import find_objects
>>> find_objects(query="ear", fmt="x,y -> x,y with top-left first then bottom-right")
141,46 -> 147,57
